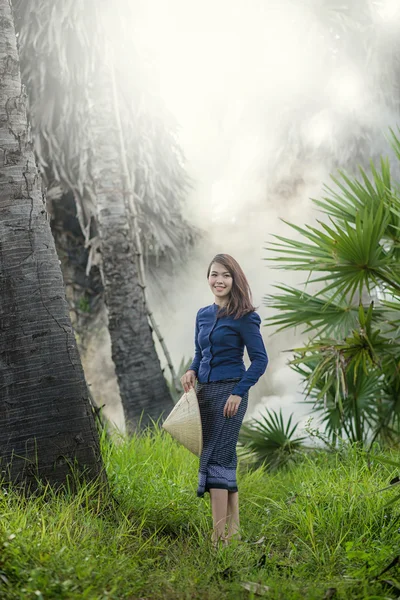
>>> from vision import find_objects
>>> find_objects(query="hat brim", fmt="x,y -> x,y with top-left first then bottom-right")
162,388 -> 203,457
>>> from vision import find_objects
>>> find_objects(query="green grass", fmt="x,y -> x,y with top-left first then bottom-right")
1,430 -> 400,599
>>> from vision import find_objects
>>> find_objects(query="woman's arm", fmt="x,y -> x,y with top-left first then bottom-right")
231,311 -> 268,398
187,310 -> 202,375
181,311 -> 202,393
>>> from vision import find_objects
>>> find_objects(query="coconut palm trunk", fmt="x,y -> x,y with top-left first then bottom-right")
89,56 -> 173,430
0,0 -> 103,488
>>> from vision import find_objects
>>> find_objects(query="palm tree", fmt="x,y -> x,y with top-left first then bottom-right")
12,0 -> 197,427
0,0 -> 103,488
87,35 -> 174,428
265,136 -> 400,447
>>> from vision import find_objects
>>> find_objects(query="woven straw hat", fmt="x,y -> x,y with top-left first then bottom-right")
162,387 -> 203,456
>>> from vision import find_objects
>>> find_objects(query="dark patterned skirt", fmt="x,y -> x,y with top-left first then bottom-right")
196,378 -> 248,497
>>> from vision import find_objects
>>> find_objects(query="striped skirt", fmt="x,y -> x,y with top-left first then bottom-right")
196,378 -> 248,497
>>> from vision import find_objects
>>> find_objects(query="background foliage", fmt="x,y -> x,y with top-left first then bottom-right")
13,0 -> 197,266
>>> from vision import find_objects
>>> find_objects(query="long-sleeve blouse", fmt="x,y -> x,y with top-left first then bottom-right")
188,303 -> 268,398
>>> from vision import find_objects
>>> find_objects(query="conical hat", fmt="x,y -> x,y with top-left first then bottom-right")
162,387 -> 203,456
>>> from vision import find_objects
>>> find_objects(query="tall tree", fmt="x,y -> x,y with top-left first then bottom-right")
0,0 -> 103,487
12,0 -> 196,428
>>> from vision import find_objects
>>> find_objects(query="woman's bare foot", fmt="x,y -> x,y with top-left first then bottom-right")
211,532 -> 228,549
224,532 -> 242,544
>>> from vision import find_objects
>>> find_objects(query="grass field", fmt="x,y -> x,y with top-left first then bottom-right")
0,429 -> 399,599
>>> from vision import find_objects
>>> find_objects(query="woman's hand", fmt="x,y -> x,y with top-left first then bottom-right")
223,394 -> 242,418
180,370 -> 196,393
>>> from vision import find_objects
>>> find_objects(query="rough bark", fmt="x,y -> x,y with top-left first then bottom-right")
89,56 -> 173,430
49,192 -> 103,340
0,0 -> 103,488
49,195 -> 124,430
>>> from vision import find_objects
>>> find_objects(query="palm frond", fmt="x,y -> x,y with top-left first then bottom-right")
313,157 -> 400,245
264,284 -> 387,336
294,357 -> 385,444
13,0 -> 197,263
267,202 -> 400,301
239,409 -> 306,471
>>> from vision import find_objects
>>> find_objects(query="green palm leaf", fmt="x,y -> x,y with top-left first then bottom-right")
267,202 -> 400,301
264,284 -> 386,336
296,358 -> 384,444
239,409 -> 306,471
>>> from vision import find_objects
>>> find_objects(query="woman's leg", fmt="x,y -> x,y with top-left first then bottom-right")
226,491 -> 240,541
210,488 -> 228,544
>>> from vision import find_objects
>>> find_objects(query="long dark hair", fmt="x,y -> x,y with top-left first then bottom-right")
207,254 -> 255,319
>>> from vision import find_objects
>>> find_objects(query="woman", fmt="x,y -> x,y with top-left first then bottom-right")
180,253 -> 268,546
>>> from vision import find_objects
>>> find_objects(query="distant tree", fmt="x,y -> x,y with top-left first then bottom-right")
266,0 -> 400,206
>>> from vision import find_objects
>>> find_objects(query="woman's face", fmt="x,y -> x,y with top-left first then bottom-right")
208,262 -> 233,301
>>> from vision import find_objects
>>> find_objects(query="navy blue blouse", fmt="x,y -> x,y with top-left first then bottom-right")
188,303 -> 268,397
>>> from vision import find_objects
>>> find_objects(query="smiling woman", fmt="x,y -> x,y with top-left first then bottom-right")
207,254 -> 256,319
208,264 -> 233,302
180,253 -> 268,546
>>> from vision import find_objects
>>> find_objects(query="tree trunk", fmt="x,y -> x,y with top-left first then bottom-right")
88,56 -> 173,430
0,0 -> 103,489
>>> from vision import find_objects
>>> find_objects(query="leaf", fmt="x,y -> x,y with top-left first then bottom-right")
239,409 -> 306,470
240,582 -> 271,596
252,536 -> 266,545
373,555 -> 400,579
264,285 -> 386,336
